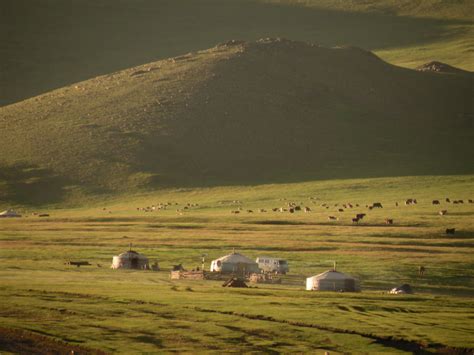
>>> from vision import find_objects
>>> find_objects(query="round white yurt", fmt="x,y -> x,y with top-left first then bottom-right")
210,252 -> 260,274
111,250 -> 149,270
306,270 -> 360,292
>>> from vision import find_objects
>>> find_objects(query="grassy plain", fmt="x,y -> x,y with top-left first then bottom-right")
1,175 -> 473,353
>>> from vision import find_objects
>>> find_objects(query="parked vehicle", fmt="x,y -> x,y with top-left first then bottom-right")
256,257 -> 289,274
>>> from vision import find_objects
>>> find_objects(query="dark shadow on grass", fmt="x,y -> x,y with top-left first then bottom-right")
0,163 -> 69,205
0,163 -> 114,206
133,335 -> 164,349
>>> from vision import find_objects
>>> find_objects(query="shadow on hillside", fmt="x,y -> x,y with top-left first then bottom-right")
0,164 -> 70,206
1,0 -> 471,106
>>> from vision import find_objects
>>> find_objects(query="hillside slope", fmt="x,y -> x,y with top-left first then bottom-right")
1,0 -> 472,106
0,39 -> 472,204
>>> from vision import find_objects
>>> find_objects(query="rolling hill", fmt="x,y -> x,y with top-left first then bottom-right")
0,39 -> 472,204
1,0 -> 472,107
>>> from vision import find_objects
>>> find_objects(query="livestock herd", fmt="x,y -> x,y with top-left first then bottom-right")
130,196 -> 472,235
226,196 -> 472,234
136,202 -> 200,215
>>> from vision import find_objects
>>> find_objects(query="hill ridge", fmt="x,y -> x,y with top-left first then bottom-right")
0,39 -> 472,204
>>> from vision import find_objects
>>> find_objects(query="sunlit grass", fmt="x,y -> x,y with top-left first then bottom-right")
1,175 -> 473,352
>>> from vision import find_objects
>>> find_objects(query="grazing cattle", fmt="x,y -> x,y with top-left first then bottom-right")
65,261 -> 91,267
338,208 -> 344,212
405,199 -> 414,205
453,200 -> 459,204
432,200 -> 440,205
446,198 -> 451,203
418,266 -> 426,276
469,199 -> 473,203
356,213 -> 366,219
439,210 -> 447,216
355,204 -> 359,207
352,218 -> 359,223
368,206 -> 373,210
395,202 -> 399,207
272,208 -> 279,212
446,228 -> 456,235
259,209 -> 267,213
304,207 -> 311,213
372,202 -> 383,208
328,216 -> 338,221
231,210 -> 240,214
385,219 -> 394,225
289,208 -> 295,213
247,210 -> 253,213
295,206 -> 301,211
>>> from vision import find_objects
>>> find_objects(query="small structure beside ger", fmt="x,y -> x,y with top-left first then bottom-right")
210,251 -> 260,275
111,246 -> 152,270
306,265 -> 360,292
0,209 -> 21,218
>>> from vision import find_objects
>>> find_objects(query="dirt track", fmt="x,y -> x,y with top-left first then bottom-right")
0,327 -> 107,355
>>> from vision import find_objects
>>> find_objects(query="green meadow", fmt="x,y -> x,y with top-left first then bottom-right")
1,175 -> 473,353
1,1 -> 473,352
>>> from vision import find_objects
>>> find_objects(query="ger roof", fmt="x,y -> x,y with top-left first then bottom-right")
308,270 -> 355,280
214,252 -> 256,264
116,250 -> 148,259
